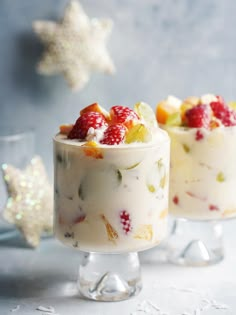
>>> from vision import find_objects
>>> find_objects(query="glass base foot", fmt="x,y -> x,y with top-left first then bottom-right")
78,252 -> 142,301
167,218 -> 224,266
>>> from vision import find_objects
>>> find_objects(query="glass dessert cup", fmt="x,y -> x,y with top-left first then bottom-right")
163,125 -> 236,266
53,132 -> 170,301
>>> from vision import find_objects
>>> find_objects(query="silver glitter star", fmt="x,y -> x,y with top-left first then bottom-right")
33,0 -> 115,91
2,156 -> 53,247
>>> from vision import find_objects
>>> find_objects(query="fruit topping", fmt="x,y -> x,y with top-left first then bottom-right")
110,105 -> 140,129
68,112 -> 108,140
210,100 -> 236,126
201,94 -> 217,105
80,102 -> 110,120
156,94 -> 236,129
125,123 -> 151,144
166,112 -> 182,126
59,124 -> 74,135
119,210 -> 132,234
134,102 -> 158,128
100,123 -> 127,145
156,96 -> 182,124
185,104 -> 211,128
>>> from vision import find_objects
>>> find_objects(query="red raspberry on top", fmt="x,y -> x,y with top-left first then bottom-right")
100,124 -> 126,145
210,99 -> 236,126
68,112 -> 107,140
110,105 -> 140,129
185,104 -> 211,128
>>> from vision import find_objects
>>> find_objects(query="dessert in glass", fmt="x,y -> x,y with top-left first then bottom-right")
156,94 -> 236,266
54,102 -> 170,301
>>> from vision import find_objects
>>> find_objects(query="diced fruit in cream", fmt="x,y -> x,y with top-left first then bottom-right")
159,93 -> 236,220
54,102 -> 170,252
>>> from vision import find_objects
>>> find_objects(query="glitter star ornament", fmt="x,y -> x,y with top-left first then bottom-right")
2,156 -> 53,247
33,0 -> 115,91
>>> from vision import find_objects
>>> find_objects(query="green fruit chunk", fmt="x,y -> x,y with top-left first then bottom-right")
216,172 -> 225,182
228,101 -> 236,110
125,124 -> 152,144
166,112 -> 182,126
134,102 -> 158,128
183,144 -> 190,153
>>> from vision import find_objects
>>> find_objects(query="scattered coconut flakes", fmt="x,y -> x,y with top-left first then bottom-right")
194,309 -> 201,315
210,299 -> 229,310
36,306 -> 55,313
132,299 -> 169,315
199,298 -> 211,311
10,305 -> 20,312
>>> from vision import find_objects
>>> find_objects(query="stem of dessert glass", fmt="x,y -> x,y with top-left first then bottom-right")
167,218 -> 224,266
78,252 -> 142,301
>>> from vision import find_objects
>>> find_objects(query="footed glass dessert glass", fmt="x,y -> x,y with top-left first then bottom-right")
54,133 -> 170,301
164,125 -> 236,266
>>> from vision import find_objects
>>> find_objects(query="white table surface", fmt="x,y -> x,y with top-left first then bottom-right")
0,220 -> 236,315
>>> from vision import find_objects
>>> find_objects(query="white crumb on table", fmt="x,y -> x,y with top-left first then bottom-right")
210,299 -> 229,310
131,299 -> 169,315
10,305 -> 20,312
36,305 -> 56,313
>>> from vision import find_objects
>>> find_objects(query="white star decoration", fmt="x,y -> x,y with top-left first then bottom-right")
2,156 -> 53,247
33,0 -> 115,91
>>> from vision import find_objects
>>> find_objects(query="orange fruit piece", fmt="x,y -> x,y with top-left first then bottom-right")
80,103 -> 110,121
82,141 -> 103,159
156,101 -> 179,124
101,214 -> 118,243
59,124 -> 74,135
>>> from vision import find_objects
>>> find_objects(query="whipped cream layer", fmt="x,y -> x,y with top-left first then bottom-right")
53,131 -> 170,253
164,125 -> 236,220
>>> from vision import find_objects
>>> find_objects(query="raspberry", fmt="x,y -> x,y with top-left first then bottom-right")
173,195 -> 179,205
68,112 -> 107,140
119,210 -> 132,234
185,104 -> 211,128
100,124 -> 126,145
209,204 -> 219,211
110,105 -> 140,129
195,129 -> 204,141
210,101 -> 236,126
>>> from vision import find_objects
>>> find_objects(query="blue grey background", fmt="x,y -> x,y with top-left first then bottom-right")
0,0 -> 235,176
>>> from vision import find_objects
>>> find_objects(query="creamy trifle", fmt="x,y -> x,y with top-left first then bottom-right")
54,102 -> 170,253
156,94 -> 236,220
